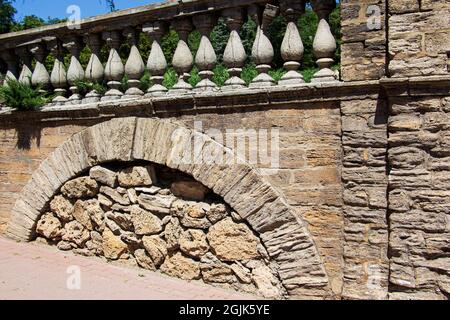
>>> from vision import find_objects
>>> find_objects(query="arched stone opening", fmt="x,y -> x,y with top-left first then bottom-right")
7,117 -> 330,299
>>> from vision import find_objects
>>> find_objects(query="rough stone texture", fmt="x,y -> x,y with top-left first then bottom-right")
102,227 -> 128,260
61,177 -> 99,199
207,217 -> 260,262
89,166 -> 117,188
388,5 -> 450,77
24,162 -> 283,298
341,0 -> 386,81
49,195 -> 74,222
341,98 -> 389,300
130,205 -> 163,236
179,229 -> 209,258
160,252 -> 201,281
388,96 -> 450,300
118,166 -> 156,187
36,213 -> 62,239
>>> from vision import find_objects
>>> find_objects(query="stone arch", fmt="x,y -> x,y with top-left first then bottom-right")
7,117 -> 329,298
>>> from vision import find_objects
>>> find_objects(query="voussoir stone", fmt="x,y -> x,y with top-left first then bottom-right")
142,235 -> 168,267
36,213 -> 63,239
118,166 -> 156,188
179,229 -> 210,259
170,180 -> 209,201
90,166 -> 118,188
49,195 -> 74,223
130,205 -> 163,235
160,252 -> 201,280
207,217 -> 260,262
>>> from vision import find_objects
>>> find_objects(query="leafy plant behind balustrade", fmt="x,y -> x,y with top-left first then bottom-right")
0,79 -> 49,110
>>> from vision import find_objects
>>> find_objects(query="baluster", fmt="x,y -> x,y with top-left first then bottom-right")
279,0 -> 306,85
30,42 -> 51,91
83,34 -> 104,103
249,4 -> 278,88
64,36 -> 85,104
311,0 -> 338,83
193,14 -> 218,92
16,46 -> 33,85
0,50 -> 18,85
48,38 -> 68,105
102,30 -> 124,101
170,18 -> 194,94
123,27 -> 145,99
143,21 -> 168,97
222,8 -> 247,90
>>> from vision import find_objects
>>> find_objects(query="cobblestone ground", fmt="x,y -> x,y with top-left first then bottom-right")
0,237 -> 256,300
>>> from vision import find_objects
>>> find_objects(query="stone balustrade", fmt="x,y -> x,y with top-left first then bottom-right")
0,0 -> 339,106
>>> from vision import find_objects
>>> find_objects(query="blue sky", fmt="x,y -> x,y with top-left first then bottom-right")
14,0 -> 161,21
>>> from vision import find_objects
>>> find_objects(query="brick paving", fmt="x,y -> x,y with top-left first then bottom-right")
0,237 -> 256,300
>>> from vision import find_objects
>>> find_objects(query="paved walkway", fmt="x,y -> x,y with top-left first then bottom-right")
0,237 -> 255,300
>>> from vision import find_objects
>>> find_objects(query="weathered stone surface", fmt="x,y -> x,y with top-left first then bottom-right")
207,218 -> 260,262
179,229 -> 209,258
252,266 -> 283,299
49,195 -> 74,222
57,241 -> 73,251
230,263 -> 252,284
90,166 -> 118,188
102,228 -> 128,260
138,193 -> 175,215
160,252 -> 201,280
118,166 -> 156,187
61,177 -> 99,199
134,249 -> 156,271
206,203 -> 228,223
186,203 -> 210,219
130,205 -> 162,235
164,217 -> 182,251
142,235 -> 168,267
171,181 -> 208,201
100,186 -> 130,206
201,264 -> 237,284
36,213 -> 62,239
72,200 -> 94,231
62,220 -> 90,247
106,211 -> 133,231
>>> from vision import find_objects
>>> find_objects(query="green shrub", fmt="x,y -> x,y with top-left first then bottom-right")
73,79 -> 107,96
0,80 -> 47,110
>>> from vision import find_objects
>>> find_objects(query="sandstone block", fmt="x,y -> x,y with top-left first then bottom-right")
207,218 -> 260,262
102,228 -> 128,260
130,205 -> 162,235
179,229 -> 209,259
61,177 -> 99,199
118,166 -> 156,188
160,252 -> 201,280
49,195 -> 74,222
